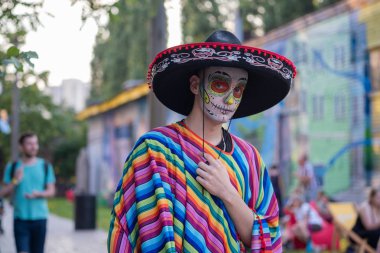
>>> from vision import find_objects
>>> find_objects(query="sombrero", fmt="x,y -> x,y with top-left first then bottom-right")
147,30 -> 296,118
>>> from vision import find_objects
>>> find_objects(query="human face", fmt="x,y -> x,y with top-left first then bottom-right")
200,66 -> 248,123
372,191 -> 380,208
20,135 -> 39,158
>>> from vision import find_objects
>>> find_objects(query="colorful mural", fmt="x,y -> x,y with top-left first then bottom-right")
234,3 -> 371,195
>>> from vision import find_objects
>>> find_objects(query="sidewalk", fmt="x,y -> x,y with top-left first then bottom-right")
0,202 -> 107,253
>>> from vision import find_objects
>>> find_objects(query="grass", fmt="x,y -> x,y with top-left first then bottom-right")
48,198 -> 112,231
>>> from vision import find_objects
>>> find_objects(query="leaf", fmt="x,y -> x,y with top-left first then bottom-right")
6,46 -> 20,57
20,51 -> 39,68
7,57 -> 24,72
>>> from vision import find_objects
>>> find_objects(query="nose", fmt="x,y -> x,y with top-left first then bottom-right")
224,92 -> 234,105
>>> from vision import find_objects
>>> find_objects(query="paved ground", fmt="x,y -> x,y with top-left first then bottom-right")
0,202 -> 107,253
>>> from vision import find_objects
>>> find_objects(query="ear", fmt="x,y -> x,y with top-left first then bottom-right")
189,75 -> 200,95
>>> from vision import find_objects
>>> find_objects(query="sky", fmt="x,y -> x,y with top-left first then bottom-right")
23,0 -> 98,86
22,0 -> 182,87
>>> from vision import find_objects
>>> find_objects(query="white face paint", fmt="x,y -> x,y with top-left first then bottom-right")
200,66 -> 248,123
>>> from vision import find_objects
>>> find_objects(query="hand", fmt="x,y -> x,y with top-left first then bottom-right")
14,167 -> 24,182
196,153 -> 235,201
25,191 -> 43,199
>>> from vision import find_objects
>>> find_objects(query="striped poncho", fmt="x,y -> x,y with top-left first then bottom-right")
108,122 -> 281,253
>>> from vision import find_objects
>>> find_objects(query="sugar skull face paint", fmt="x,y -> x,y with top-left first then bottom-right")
200,66 -> 248,123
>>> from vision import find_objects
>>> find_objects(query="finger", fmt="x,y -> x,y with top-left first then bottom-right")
196,168 -> 208,179
196,176 -> 208,188
215,159 -> 227,171
203,153 -> 218,167
198,161 -> 211,171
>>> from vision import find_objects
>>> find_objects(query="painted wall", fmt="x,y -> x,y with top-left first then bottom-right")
86,97 -> 149,199
359,1 -> 380,169
233,9 -> 369,195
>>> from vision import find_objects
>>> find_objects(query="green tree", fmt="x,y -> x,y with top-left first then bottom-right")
0,78 -> 86,183
0,0 -> 43,78
89,0 -> 161,101
181,0 -> 226,43
0,0 -> 87,186
240,0 -> 340,39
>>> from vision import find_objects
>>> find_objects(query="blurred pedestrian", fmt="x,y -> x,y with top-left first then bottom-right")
283,194 -> 323,251
269,164 -> 284,217
314,191 -> 333,223
0,168 -> 23,235
108,30 -> 296,252
2,132 -> 56,253
0,195 -> 3,234
350,188 -> 380,251
296,154 -> 318,201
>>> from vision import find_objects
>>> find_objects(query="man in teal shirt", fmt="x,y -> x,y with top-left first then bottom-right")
2,132 -> 56,253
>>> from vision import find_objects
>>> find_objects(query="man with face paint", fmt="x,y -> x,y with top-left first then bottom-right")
108,31 -> 296,253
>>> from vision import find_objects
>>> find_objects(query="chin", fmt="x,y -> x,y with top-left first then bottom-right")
207,114 -> 232,124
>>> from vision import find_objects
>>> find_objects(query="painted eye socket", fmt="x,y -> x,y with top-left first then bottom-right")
233,85 -> 245,98
210,80 -> 229,93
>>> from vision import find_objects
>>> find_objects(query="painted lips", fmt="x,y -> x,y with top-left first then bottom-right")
210,102 -> 234,115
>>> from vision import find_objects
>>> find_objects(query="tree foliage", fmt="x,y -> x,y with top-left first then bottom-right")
89,0 -> 162,101
86,0 -> 341,100
0,78 -> 86,183
0,0 -> 86,185
0,0 -> 44,78
240,0 -> 340,39
181,0 -> 226,43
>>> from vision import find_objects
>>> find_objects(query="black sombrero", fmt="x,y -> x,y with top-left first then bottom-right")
147,30 -> 297,118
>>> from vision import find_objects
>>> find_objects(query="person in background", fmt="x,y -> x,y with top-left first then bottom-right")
269,164 -> 284,217
314,191 -> 333,223
283,194 -> 323,251
296,154 -> 318,201
0,194 -> 3,234
351,188 -> 380,251
2,132 -> 56,253
0,169 -> 23,234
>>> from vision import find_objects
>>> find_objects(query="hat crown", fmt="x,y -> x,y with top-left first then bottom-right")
204,30 -> 241,45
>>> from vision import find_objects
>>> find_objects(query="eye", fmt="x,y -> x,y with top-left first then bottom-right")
233,85 -> 245,98
210,80 -> 229,93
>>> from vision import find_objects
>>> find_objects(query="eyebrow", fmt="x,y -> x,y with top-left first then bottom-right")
208,71 -> 232,82
238,77 -> 248,83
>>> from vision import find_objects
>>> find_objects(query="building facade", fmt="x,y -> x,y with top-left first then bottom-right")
46,79 -> 90,112
232,0 -> 377,195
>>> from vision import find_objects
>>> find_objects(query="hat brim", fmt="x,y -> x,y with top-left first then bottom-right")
149,42 -> 296,118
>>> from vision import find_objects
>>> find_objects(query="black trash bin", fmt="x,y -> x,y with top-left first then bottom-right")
75,194 -> 96,230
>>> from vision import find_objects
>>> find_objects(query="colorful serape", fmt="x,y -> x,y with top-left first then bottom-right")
108,122 -> 281,252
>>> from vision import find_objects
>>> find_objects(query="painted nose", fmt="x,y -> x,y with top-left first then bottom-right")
224,92 -> 234,105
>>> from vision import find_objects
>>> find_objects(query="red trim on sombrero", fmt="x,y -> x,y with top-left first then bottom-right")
147,42 -> 297,87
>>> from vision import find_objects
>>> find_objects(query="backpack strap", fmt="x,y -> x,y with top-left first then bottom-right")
10,161 -> 18,180
43,160 -> 49,190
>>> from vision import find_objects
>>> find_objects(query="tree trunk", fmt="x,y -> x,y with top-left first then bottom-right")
148,0 -> 168,129
11,74 -> 20,161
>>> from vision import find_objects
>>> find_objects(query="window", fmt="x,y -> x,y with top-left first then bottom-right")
300,89 -> 307,113
292,41 -> 308,64
334,95 -> 346,120
312,94 -> 324,120
350,31 -> 357,63
352,95 -> 359,125
334,45 -> 346,69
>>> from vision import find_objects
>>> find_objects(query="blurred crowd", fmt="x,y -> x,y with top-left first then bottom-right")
273,154 -> 380,253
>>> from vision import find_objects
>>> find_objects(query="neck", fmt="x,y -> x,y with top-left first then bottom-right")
22,155 -> 36,164
185,110 -> 223,146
